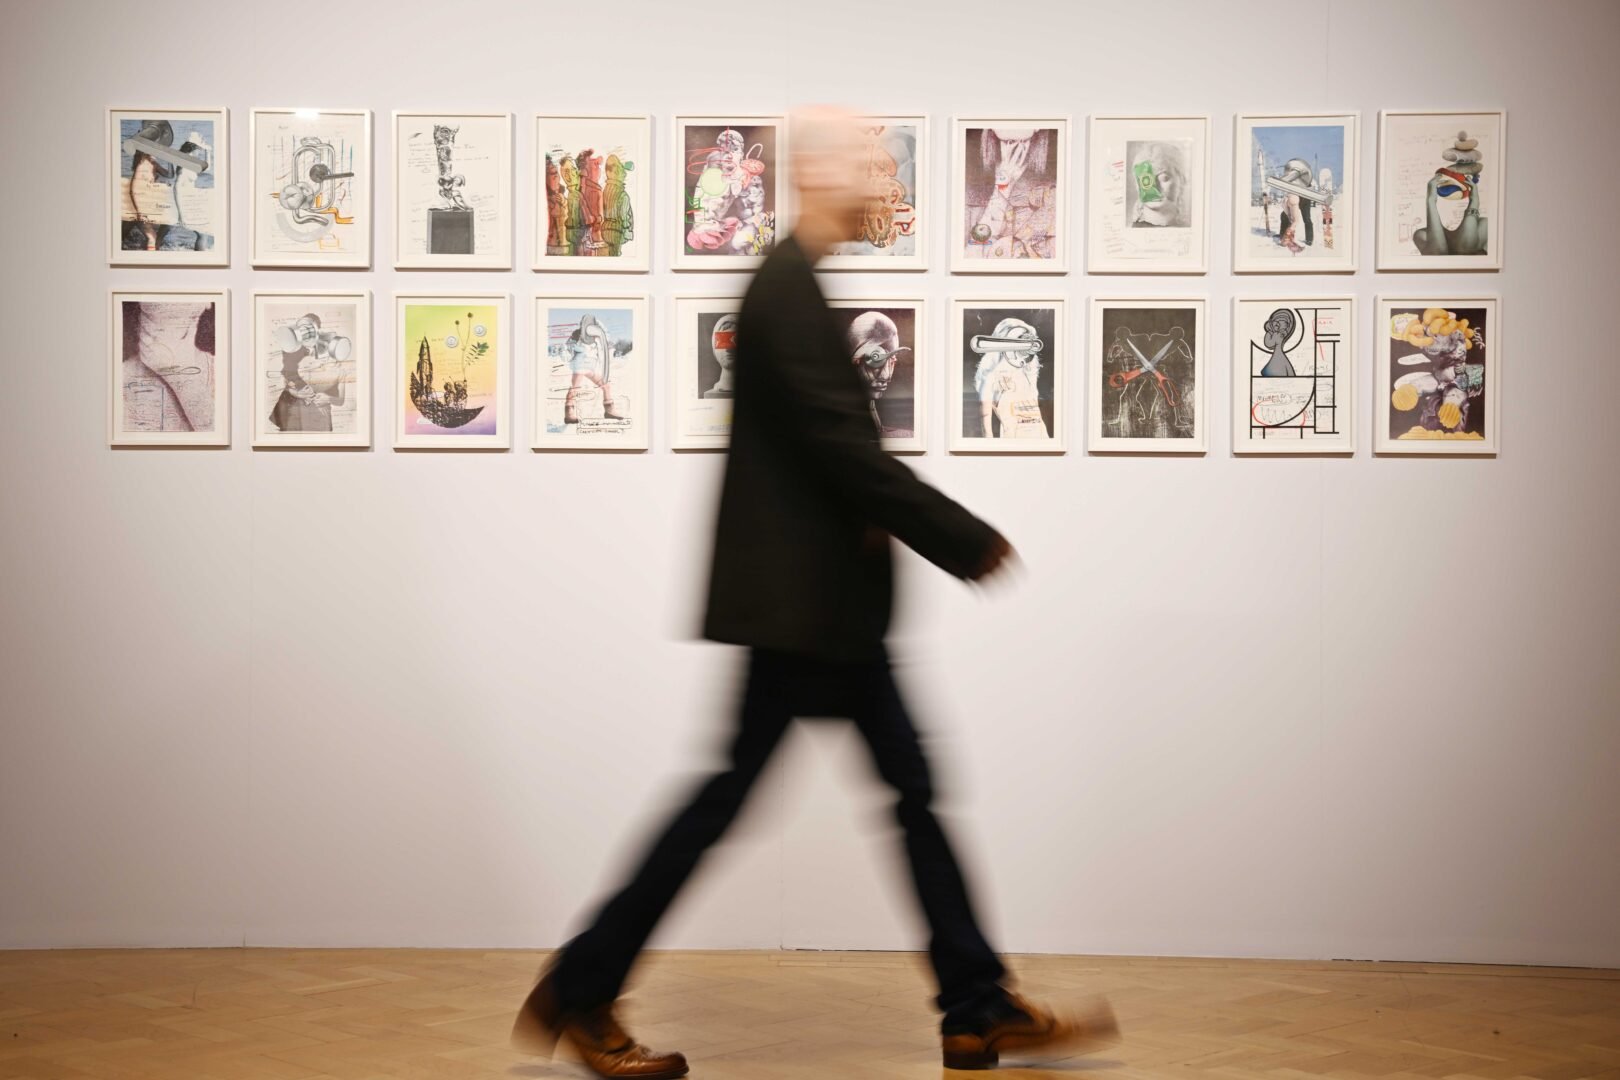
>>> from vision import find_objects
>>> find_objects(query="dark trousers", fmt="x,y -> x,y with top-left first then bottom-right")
549,647 -> 1008,1028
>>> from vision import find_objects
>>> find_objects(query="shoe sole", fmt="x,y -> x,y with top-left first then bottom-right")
564,1045 -> 689,1080
943,1047 -> 999,1070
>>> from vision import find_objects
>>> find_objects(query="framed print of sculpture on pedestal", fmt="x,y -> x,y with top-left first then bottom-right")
671,296 -> 743,448
393,111 -> 512,270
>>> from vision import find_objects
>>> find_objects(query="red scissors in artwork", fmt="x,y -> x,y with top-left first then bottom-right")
1108,334 -> 1181,407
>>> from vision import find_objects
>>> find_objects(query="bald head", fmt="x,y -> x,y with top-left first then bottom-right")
791,105 -> 863,159
789,105 -> 869,238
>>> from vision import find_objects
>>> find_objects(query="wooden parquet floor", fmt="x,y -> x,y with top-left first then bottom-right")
1,948 -> 1617,1080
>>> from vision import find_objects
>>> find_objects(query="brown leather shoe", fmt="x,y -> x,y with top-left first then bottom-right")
941,992 -> 1118,1070
511,973 -> 689,1079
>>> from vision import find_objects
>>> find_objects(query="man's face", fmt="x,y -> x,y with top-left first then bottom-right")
793,116 -> 872,239
855,345 -> 897,396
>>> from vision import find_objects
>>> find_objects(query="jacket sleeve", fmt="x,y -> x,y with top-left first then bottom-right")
744,282 -> 1000,579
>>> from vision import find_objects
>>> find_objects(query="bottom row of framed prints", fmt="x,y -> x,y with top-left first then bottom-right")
1229,296 -> 1497,455
108,291 -> 1500,456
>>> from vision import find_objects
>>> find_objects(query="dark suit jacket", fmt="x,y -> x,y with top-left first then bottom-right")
702,236 -> 999,662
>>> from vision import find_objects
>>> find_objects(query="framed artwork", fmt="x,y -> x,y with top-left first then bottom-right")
672,115 -> 784,270
534,114 -> 651,272
393,294 -> 511,449
1231,296 -> 1356,455
1377,110 -> 1505,271
825,299 -> 926,452
820,116 -> 927,271
392,111 -> 511,269
1233,112 -> 1358,273
670,296 -> 742,448
948,299 -> 1066,453
1087,114 -> 1210,274
533,295 -> 651,450
948,117 -> 1069,273
108,107 -> 228,265
251,290 -> 371,448
1374,297 -> 1499,455
1088,298 -> 1207,453
250,106 -> 371,268
108,289 -> 230,447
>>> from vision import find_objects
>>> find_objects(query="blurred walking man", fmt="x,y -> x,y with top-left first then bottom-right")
513,106 -> 1117,1078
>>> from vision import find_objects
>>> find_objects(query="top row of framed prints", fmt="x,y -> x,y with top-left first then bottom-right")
109,108 -> 1506,274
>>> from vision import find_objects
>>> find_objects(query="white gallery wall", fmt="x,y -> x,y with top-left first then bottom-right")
3,0 -> 1618,968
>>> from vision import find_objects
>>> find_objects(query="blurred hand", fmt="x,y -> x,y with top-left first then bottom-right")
968,532 -> 1018,583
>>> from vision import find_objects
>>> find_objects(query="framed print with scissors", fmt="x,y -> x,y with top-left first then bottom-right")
1088,297 -> 1207,452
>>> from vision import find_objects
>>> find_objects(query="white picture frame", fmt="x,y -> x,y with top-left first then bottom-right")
1086,114 -> 1210,274
948,116 -> 1070,274
533,114 -> 652,273
671,115 -> 786,271
393,293 -> 511,449
109,288 -> 230,447
1373,296 -> 1500,455
947,298 -> 1067,453
532,294 -> 651,450
1231,295 -> 1356,455
251,290 -> 372,448
250,106 -> 372,268
1232,112 -> 1359,273
107,106 -> 229,266
823,298 -> 927,453
1376,109 -> 1506,271
392,111 -> 512,270
819,115 -> 928,272
1088,297 -> 1208,453
670,295 -> 743,449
